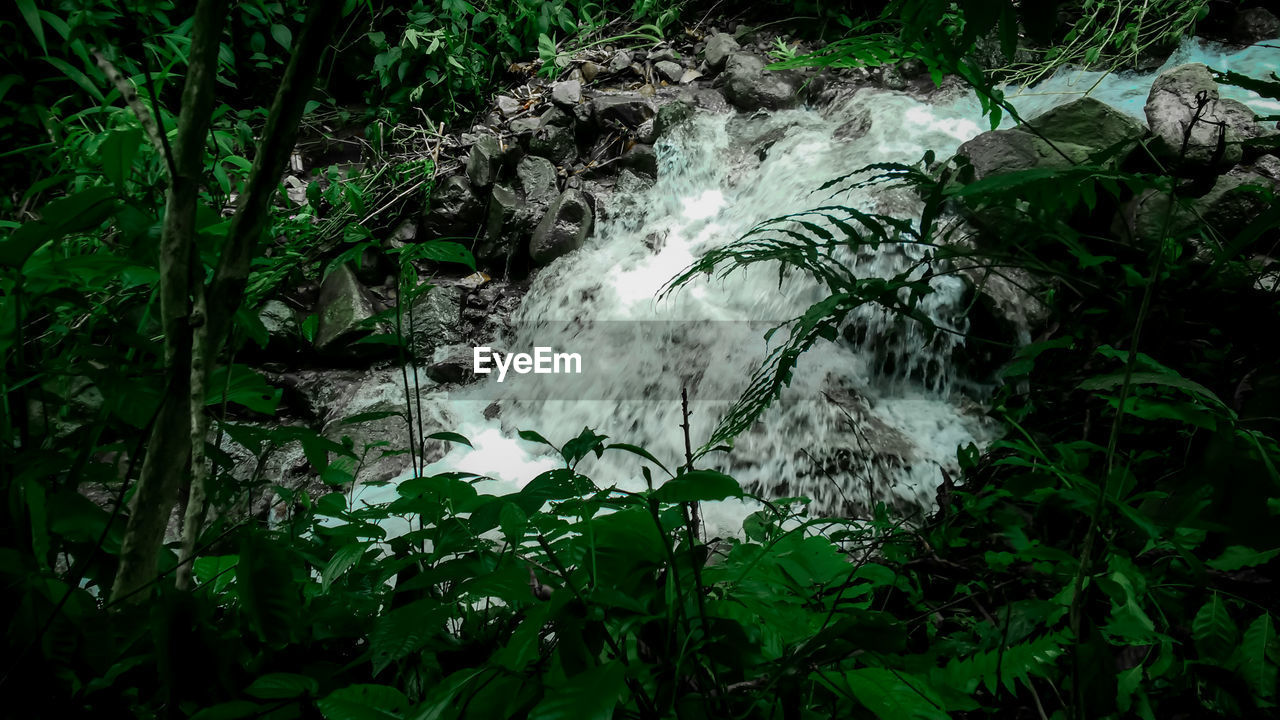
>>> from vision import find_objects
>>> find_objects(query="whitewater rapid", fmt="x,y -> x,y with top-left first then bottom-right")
351,36 -> 1280,536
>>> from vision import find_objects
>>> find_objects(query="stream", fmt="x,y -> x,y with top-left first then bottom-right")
351,36 -> 1280,536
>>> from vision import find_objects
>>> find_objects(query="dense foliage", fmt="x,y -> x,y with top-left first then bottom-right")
3,0 -> 1280,719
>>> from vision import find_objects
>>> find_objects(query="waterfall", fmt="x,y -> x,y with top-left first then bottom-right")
351,36 -> 1280,536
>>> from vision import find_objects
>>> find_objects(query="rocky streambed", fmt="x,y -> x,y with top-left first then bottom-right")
200,21 -> 1280,533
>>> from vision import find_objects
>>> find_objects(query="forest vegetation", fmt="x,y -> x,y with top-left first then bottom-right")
2,0 -> 1280,718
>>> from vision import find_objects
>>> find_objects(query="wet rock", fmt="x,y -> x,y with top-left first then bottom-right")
881,63 -> 908,90
409,284 -> 464,359
422,176 -> 484,237
539,106 -> 573,128
466,134 -> 503,188
656,98 -> 696,137
551,79 -> 582,108
608,50 -> 632,73
956,97 -> 1145,181
510,118 -> 541,140
517,155 -> 559,204
530,189 -> 594,266
619,143 -> 658,179
593,93 -> 657,127
259,299 -> 299,341
834,109 -> 872,140
1145,63 -> 1269,171
529,123 -> 577,165
496,95 -> 521,117
514,155 -> 560,204
1117,167 -> 1280,250
722,52 -> 802,111
1254,154 -> 1280,181
425,344 -> 477,384
478,184 -> 525,268
635,118 -> 658,144
704,33 -> 740,72
1234,7 -> 1280,42
314,264 -> 378,350
655,60 -> 683,83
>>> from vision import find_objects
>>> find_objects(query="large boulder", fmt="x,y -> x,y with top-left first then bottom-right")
409,284 -> 464,359
528,123 -> 577,165
1234,8 -> 1280,42
1116,166 -> 1280,250
477,184 -> 526,269
1144,63 -> 1272,171
592,93 -> 656,127
314,264 -> 378,350
703,33 -> 740,72
721,52 -> 802,111
465,134 -> 504,188
422,176 -> 484,238
530,189 -> 593,266
517,155 -> 559,204
955,97 -> 1146,181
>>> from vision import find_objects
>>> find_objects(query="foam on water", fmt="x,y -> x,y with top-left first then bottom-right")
352,36 -> 1280,535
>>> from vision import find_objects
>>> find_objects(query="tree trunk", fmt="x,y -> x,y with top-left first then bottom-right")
109,0 -> 228,605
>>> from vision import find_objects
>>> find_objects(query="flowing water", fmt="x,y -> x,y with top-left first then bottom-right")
351,36 -> 1280,535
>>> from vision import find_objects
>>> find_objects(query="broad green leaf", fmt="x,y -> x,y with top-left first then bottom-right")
1242,614 -> 1279,697
652,469 -> 742,503
829,667 -> 949,720
370,600 -> 445,676
17,0 -> 46,54
528,662 -> 626,720
426,431 -> 472,447
1,187 -> 118,267
321,542 -> 368,591
1207,546 -> 1280,572
100,128 -> 142,189
1192,593 -> 1239,663
247,673 -> 319,700
318,684 -> 409,720
270,23 -> 293,49
193,554 -> 238,594
605,443 -> 672,476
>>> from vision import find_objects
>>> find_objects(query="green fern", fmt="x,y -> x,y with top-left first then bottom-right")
937,632 -> 1068,696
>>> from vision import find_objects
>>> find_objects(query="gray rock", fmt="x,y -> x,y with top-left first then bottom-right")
655,60 -> 683,83
1117,167 -> 1280,249
466,134 -> 503,188
635,118 -> 658,144
619,144 -> 658,179
551,79 -> 582,108
510,117 -> 541,137
647,47 -> 677,62
1234,8 -> 1280,42
834,109 -> 872,140
517,156 -> 559,204
580,61 -> 600,82
259,299 -> 299,340
722,52 -> 802,111
593,93 -> 657,127
478,184 -> 525,268
1144,63 -> 1266,171
409,284 -> 464,359
656,99 -> 696,137
539,106 -> 572,128
423,175 -> 484,237
704,33 -> 740,72
956,97 -> 1146,181
426,344 -> 478,384
528,123 -> 577,165
530,189 -> 594,265
1254,154 -> 1280,181
496,95 -> 522,117
608,50 -> 632,73
314,264 -> 377,350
